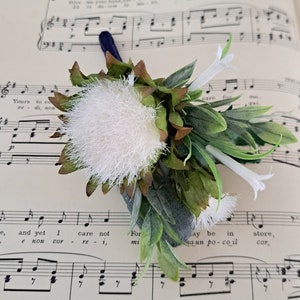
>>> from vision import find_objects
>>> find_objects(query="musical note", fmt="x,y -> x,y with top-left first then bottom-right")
20,85 -> 28,94
249,213 -> 264,229
37,215 -> 44,228
24,209 -> 33,222
58,211 -> 66,224
104,210 -> 110,223
79,264 -> 88,279
99,262 -> 106,288
84,214 -> 93,227
222,79 -> 239,92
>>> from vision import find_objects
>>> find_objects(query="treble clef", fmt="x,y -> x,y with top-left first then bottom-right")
1,82 -> 11,98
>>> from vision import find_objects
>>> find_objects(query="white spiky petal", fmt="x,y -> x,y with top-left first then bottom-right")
64,78 -> 166,186
197,194 -> 237,230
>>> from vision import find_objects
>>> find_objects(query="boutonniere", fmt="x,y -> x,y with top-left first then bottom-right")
49,32 -> 296,281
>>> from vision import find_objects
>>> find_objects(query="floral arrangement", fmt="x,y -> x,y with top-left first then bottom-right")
49,32 -> 296,281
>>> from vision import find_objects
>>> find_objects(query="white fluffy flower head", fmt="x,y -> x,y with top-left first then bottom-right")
64,78 -> 166,186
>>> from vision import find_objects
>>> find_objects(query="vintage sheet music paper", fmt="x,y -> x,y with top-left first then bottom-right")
0,0 -> 300,299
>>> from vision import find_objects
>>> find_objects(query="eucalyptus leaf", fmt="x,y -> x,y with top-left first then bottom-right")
161,219 -> 185,246
146,180 -> 176,225
209,138 -> 279,160
250,122 -> 297,145
209,95 -> 240,108
184,105 -> 227,134
140,207 -> 163,261
157,250 -> 179,281
226,119 -> 258,150
129,185 -> 142,231
192,143 -> 222,200
163,60 -> 196,88
224,106 -> 272,121
157,239 -> 189,281
180,171 -> 209,217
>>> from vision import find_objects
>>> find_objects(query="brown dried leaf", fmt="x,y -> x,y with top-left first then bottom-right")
105,51 -> 122,68
159,129 -> 168,142
48,92 -> 70,112
138,172 -> 153,196
50,131 -> 64,138
171,123 -> 193,140
133,60 -> 155,86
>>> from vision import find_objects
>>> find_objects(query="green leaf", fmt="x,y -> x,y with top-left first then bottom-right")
250,122 -> 297,145
58,159 -> 80,174
157,250 -> 179,281
163,141 -> 188,170
164,151 -> 188,170
140,208 -> 163,261
129,185 -> 142,231
141,95 -> 156,108
226,119 -> 258,150
69,62 -> 88,86
184,105 -> 227,134
68,63 -> 101,87
106,52 -> 132,78
146,178 -> 176,225
163,60 -> 196,88
86,177 -> 98,197
192,143 -> 222,199
209,95 -> 240,108
180,171 -> 209,217
199,172 -> 219,200
169,111 -> 183,127
221,33 -> 232,59
161,219 -> 185,245
224,106 -> 272,121
183,136 -> 192,165
183,89 -> 203,103
157,239 -> 189,281
155,105 -> 168,133
209,138 -> 279,160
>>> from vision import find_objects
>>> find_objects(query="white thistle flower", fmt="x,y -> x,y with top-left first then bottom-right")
197,194 -> 237,230
64,78 -> 166,186
188,45 -> 234,91
206,145 -> 273,200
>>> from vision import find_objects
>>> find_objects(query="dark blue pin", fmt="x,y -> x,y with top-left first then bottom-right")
99,31 -> 123,62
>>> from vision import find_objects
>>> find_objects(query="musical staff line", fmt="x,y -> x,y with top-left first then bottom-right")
1,78 -> 299,98
0,209 -> 300,228
0,252 -> 299,299
38,3 -> 298,52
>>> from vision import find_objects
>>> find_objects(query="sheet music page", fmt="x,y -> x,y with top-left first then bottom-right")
0,0 -> 299,299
